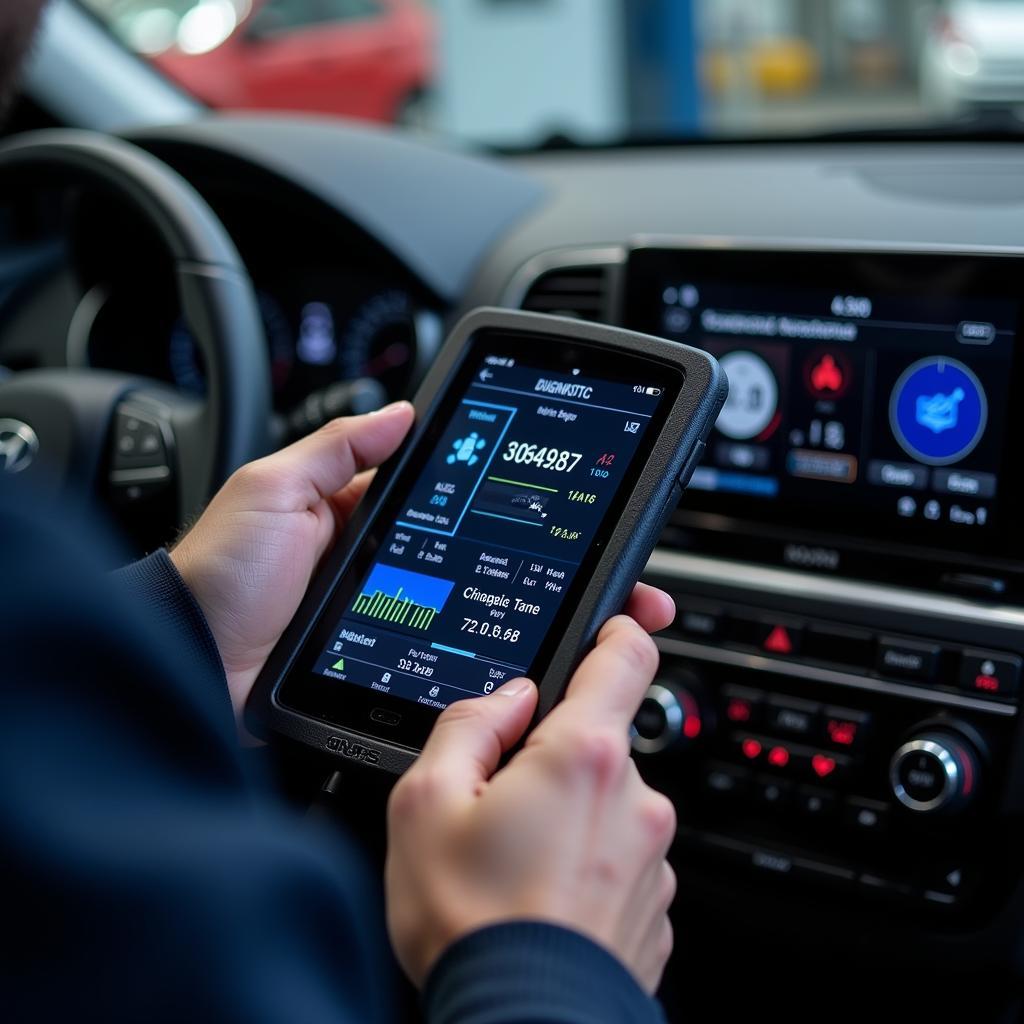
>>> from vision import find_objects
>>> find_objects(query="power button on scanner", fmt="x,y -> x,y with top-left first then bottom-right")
678,441 -> 707,489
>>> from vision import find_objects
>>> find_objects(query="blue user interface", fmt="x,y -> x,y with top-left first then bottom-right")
890,357 -> 988,467
644,273 -> 1016,534
313,358 -> 663,711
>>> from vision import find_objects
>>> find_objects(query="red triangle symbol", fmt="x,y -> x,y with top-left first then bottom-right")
763,626 -> 793,655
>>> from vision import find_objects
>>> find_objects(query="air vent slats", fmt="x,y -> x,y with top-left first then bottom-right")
520,265 -> 609,322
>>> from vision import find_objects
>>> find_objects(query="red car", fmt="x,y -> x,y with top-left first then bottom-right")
154,0 -> 435,125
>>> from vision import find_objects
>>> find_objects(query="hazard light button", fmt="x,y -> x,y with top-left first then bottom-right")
759,621 -> 803,656
728,617 -> 804,656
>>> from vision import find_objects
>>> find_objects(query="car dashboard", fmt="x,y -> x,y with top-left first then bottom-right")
4,116 -> 1024,1014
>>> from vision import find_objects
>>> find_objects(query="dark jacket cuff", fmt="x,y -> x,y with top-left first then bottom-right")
424,921 -> 667,1024
112,549 -> 230,706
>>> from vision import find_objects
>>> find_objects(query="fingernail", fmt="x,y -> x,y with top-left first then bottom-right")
370,400 -> 412,416
495,678 -> 531,698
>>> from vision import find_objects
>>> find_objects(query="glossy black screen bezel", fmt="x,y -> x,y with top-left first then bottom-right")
276,328 -> 684,751
622,246 -> 1024,572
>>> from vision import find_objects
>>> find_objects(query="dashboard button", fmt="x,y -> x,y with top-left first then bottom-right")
958,650 -> 1020,698
702,762 -> 749,799
796,786 -> 837,820
754,776 -> 793,808
877,637 -> 940,682
672,604 -> 725,641
821,707 -> 870,750
759,621 -> 802,656
801,750 -> 852,785
803,624 -> 875,669
722,685 -> 763,726
844,798 -> 889,835
765,696 -> 819,739
730,617 -> 803,655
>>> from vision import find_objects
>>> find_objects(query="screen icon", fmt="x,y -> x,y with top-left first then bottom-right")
805,350 -> 851,399
890,356 -> 988,466
716,350 -> 780,441
447,432 -> 488,467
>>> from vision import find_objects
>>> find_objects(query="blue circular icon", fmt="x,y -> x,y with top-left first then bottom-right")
889,356 -> 987,466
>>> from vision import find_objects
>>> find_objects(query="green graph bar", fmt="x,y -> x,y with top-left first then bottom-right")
353,587 -> 439,631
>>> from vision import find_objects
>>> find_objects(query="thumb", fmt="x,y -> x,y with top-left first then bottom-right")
415,679 -> 538,798
246,401 -> 415,512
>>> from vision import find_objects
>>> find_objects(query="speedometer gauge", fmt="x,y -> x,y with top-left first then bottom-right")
340,288 -> 423,394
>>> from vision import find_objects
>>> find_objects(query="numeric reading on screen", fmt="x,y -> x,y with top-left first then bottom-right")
306,356 -> 664,712
502,441 -> 582,472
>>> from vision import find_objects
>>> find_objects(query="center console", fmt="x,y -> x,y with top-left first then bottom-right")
512,241 -> 1024,973
614,243 -> 1024,941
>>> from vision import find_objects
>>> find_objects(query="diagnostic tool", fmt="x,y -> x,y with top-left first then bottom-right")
248,309 -> 726,773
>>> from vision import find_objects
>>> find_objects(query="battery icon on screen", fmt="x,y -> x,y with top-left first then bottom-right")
644,387 -> 662,397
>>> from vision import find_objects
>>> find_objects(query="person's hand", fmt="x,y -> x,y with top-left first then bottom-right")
385,589 -> 678,995
170,402 -> 416,723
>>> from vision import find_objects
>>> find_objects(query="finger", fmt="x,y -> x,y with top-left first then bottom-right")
329,469 -> 376,525
415,679 -> 538,799
265,401 -> 414,508
536,616 -> 659,737
623,583 -> 675,635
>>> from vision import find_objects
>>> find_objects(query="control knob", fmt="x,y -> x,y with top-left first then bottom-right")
631,674 -> 706,755
889,729 -> 981,814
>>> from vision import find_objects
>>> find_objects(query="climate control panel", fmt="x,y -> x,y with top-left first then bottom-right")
636,557 -> 1024,920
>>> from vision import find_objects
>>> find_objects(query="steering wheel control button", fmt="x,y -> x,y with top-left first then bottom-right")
876,637 -> 940,682
958,650 -> 1021,698
890,732 -> 980,814
889,356 -> 988,466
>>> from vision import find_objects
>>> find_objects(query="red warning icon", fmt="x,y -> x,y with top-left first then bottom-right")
805,350 -> 851,398
763,625 -> 794,655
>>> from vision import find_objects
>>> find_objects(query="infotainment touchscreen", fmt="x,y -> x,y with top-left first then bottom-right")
623,246 -> 1024,569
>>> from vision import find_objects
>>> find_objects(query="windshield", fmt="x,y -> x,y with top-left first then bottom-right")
77,0 -> 1024,147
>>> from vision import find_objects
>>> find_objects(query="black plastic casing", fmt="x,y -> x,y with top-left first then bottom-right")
246,308 -> 727,774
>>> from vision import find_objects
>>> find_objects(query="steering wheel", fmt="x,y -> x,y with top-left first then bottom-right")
0,129 -> 270,527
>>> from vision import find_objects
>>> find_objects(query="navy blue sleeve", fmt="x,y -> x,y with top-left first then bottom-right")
425,922 -> 667,1024
1,500 -> 394,1024
1,497 -> 667,1024
112,547 -> 229,706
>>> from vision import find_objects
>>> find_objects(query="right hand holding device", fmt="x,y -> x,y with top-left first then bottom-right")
385,598 -> 677,994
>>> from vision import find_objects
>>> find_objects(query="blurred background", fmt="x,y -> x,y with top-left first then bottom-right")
76,0 -> 1024,147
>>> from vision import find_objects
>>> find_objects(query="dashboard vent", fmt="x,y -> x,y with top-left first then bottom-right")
520,265 -> 610,322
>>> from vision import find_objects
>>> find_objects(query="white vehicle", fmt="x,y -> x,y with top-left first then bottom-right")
920,0 -> 1024,113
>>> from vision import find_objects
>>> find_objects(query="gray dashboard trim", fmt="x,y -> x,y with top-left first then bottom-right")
647,549 -> 1024,631
129,117 -> 548,302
